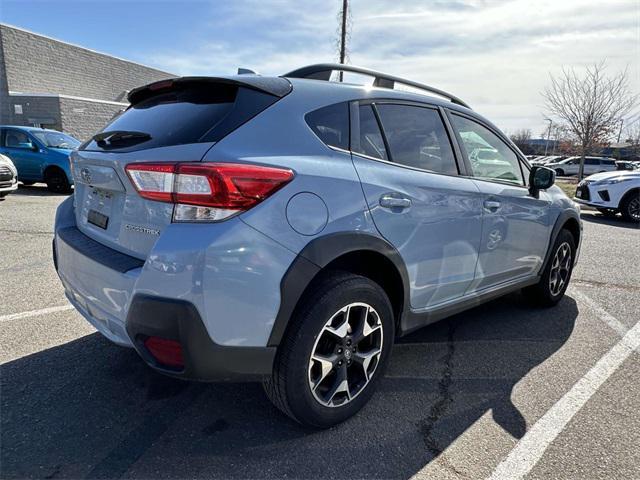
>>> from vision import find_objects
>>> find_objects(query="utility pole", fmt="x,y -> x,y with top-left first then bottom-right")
544,118 -> 553,156
338,0 -> 348,82
616,118 -> 624,143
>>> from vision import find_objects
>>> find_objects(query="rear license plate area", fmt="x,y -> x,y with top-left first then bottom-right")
88,209 -> 109,230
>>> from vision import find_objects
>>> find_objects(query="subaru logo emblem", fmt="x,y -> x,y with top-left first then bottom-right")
80,167 -> 92,184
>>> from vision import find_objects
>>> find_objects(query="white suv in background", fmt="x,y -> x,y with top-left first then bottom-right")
0,153 -> 18,199
547,156 -> 616,176
575,170 -> 640,222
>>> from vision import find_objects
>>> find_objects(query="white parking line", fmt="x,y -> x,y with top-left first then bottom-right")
488,317 -> 640,480
569,288 -> 628,337
0,304 -> 74,323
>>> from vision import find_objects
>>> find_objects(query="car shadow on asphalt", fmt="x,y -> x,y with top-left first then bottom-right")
580,211 -> 639,230
1,293 -> 578,479
11,184 -> 72,197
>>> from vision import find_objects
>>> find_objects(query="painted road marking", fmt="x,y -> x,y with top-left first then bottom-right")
569,288 -> 628,337
0,304 -> 74,323
488,317 -> 640,480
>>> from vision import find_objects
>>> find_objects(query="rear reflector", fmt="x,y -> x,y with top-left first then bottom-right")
125,162 -> 294,222
144,336 -> 184,368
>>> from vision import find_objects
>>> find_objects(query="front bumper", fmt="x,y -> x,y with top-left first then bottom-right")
0,178 -> 18,193
574,181 -> 615,208
573,197 -> 599,208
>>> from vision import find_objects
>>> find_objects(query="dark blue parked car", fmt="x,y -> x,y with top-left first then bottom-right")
0,126 -> 80,193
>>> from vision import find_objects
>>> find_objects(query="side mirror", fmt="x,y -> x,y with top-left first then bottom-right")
30,143 -> 39,152
529,166 -> 555,195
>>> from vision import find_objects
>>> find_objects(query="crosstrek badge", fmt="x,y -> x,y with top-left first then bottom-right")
124,224 -> 160,236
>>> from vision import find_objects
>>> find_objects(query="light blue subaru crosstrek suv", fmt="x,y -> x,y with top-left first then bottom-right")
54,64 -> 582,427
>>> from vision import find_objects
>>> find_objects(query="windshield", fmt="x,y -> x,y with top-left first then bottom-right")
32,131 -> 81,149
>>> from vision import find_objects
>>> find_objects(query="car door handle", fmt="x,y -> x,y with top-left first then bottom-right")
483,200 -> 501,212
379,194 -> 411,209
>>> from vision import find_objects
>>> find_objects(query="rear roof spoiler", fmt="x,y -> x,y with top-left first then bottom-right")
127,76 -> 292,104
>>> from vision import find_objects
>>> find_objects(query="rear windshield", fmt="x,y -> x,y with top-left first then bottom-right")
82,84 -> 280,152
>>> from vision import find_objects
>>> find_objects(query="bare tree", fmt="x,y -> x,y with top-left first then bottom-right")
624,121 -> 640,158
542,62 -> 637,179
509,129 -> 532,153
625,121 -> 640,146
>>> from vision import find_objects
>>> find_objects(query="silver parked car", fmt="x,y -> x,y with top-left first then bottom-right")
54,64 -> 582,427
547,156 -> 617,176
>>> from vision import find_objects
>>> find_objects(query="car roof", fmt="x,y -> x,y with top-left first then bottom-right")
286,76 -> 473,112
0,125 -> 64,134
284,77 -> 503,133
128,72 -> 502,139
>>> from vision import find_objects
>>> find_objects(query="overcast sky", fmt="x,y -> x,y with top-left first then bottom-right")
3,0 -> 639,136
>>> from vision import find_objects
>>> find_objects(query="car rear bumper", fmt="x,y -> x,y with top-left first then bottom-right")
53,196 -> 294,380
126,294 -> 276,380
55,225 -> 141,347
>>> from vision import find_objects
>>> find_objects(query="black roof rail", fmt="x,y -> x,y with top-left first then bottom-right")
284,63 -> 470,109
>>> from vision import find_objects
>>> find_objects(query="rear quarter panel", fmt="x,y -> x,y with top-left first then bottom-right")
202,84 -> 379,255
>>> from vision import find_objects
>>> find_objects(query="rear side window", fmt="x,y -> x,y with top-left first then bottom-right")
375,104 -> 458,175
354,105 -> 388,160
305,103 -> 349,150
585,158 -> 599,165
83,84 -> 280,152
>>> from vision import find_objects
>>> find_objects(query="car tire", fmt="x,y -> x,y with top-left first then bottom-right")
596,207 -> 618,217
619,190 -> 640,223
45,169 -> 72,194
555,168 -> 565,176
523,229 -> 576,307
263,271 -> 394,428
0,192 -> 7,199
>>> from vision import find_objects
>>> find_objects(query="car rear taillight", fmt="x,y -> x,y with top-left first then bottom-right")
144,336 -> 184,368
125,162 -> 294,222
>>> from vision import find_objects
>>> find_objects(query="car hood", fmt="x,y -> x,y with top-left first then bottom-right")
585,170 -> 640,182
49,147 -> 74,155
0,153 -> 17,174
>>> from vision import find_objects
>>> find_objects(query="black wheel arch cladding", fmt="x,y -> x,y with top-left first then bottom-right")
267,232 -> 410,347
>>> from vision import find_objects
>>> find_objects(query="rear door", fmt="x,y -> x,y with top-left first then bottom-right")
448,112 -> 551,290
351,101 -> 483,310
72,78 -> 288,259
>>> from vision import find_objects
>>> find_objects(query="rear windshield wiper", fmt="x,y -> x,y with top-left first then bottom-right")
93,130 -> 152,147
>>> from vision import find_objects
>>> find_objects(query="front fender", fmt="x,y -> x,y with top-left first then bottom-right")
541,207 -> 582,272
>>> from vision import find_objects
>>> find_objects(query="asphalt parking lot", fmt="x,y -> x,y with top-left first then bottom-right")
1,185 -> 639,480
